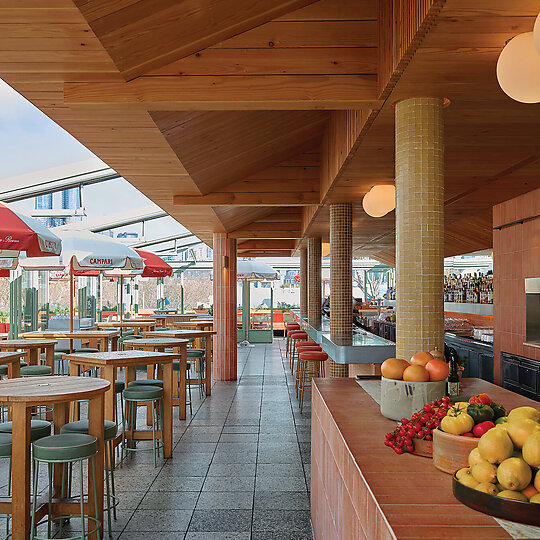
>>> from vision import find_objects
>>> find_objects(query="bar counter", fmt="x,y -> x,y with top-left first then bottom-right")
311,378 -> 540,540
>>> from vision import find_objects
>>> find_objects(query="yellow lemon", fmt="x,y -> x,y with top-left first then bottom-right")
522,432 -> 540,467
497,490 -> 528,501
459,474 -> 479,489
507,418 -> 540,449
496,457 -> 532,491
475,483 -> 499,495
456,467 -> 471,480
529,494 -> 540,504
471,461 -> 498,484
508,407 -> 540,424
468,447 -> 484,468
478,429 -> 514,464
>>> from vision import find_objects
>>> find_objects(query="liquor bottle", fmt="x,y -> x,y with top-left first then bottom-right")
447,348 -> 460,398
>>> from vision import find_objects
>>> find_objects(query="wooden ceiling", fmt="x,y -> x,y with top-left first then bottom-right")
0,0 -> 539,262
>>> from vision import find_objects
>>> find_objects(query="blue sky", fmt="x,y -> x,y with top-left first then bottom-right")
0,79 -> 95,179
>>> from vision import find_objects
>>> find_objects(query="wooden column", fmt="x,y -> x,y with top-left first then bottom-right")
395,97 -> 445,360
329,203 -> 351,377
213,233 -> 237,381
300,248 -> 308,319
307,237 -> 322,328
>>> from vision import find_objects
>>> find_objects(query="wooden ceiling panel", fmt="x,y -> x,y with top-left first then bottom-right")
152,110 -> 328,194
73,0 -> 320,80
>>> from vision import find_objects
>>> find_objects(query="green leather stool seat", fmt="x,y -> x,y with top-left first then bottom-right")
0,419 -> 51,442
40,352 -> 64,361
123,385 -> 163,401
74,348 -> 99,353
0,433 -> 12,458
187,349 -> 204,359
115,380 -> 125,393
60,420 -> 117,441
127,379 -> 163,388
33,433 -> 98,462
20,365 -> 52,377
54,347 -> 71,354
20,361 -> 27,367
0,365 -> 8,377
155,326 -> 169,331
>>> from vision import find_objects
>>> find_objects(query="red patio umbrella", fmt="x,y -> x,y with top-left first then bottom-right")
135,249 -> 173,277
0,202 -> 61,258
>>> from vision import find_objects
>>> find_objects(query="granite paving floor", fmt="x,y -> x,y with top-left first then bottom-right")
111,338 -> 313,539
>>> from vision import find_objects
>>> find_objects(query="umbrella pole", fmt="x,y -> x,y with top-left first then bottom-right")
119,276 -> 124,323
69,263 -> 74,333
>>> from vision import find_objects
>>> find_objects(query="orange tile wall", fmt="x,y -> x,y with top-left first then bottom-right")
493,187 -> 540,384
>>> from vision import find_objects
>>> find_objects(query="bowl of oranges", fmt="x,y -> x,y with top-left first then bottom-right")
380,349 -> 449,421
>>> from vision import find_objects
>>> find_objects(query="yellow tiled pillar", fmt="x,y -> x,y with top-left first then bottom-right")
300,247 -> 308,318
307,237 -> 322,328
395,97 -> 445,360
329,203 -> 351,377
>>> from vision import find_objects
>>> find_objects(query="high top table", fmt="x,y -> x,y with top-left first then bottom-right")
95,320 -> 156,336
143,329 -> 215,395
0,339 -> 58,373
65,350 -> 178,458
21,329 -> 119,353
0,376 -> 108,540
171,320 -> 213,332
122,338 -> 189,419
0,351 -> 25,378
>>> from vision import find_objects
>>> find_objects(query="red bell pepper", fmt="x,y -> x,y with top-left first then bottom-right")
472,421 -> 495,438
469,393 -> 491,406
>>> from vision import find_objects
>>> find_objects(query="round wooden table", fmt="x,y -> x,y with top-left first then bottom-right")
0,376 -> 109,540
0,339 -> 58,373
0,351 -> 25,378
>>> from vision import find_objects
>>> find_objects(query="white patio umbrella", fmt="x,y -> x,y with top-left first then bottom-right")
20,229 -> 143,331
237,260 -> 279,345
237,260 -> 279,281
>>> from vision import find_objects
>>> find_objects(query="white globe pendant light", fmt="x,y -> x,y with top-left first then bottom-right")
497,32 -> 540,103
534,13 -> 540,55
362,185 -> 396,218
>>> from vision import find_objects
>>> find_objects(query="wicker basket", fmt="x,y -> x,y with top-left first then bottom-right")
433,428 -> 479,474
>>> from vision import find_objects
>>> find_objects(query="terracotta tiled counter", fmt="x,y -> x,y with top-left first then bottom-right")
311,378 -> 540,540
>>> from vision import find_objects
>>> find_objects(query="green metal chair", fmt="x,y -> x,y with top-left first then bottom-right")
122,385 -> 163,467
60,420 -> 118,533
30,433 -> 100,540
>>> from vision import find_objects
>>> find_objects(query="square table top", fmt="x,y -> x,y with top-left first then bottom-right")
0,351 -> 26,362
64,349 -> 181,366
1,339 -> 58,348
21,329 -> 120,339
144,329 -> 216,338
122,338 -> 190,347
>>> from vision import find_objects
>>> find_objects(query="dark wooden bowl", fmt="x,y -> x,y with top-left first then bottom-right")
453,473 -> 540,526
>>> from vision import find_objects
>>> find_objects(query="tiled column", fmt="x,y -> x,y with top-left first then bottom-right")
395,97 -> 445,360
300,248 -> 308,318
329,203 -> 351,377
307,237 -> 322,328
213,233 -> 237,380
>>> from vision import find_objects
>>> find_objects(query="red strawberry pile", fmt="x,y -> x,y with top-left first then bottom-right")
384,396 -> 451,454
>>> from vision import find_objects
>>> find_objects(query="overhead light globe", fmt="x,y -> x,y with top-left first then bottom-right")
534,13 -> 540,55
496,32 -> 540,103
362,190 -> 386,218
369,185 -> 396,214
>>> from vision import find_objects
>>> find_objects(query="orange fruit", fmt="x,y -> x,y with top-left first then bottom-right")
410,351 -> 434,367
381,358 -> 410,380
522,484 -> 539,499
403,364 -> 430,382
425,359 -> 450,382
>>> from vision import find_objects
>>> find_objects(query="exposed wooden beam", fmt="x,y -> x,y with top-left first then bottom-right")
173,192 -> 320,206
64,76 -> 382,111
238,240 -> 296,250
73,0 -> 320,80
229,230 -> 302,239
239,250 -> 293,257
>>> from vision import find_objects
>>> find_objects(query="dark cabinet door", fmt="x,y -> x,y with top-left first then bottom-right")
519,359 -> 539,398
478,352 -> 494,383
502,354 -> 519,386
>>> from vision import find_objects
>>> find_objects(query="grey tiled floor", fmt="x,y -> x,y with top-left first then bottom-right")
111,339 -> 313,539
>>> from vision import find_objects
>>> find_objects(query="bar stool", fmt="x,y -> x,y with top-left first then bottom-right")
21,365 -> 52,377
30,433 -> 100,540
60,420 -> 118,533
173,359 -> 194,415
287,331 -> 307,360
285,322 -> 300,350
285,325 -> 301,357
298,350 -> 328,414
123,385 -> 164,467
294,343 -> 321,395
